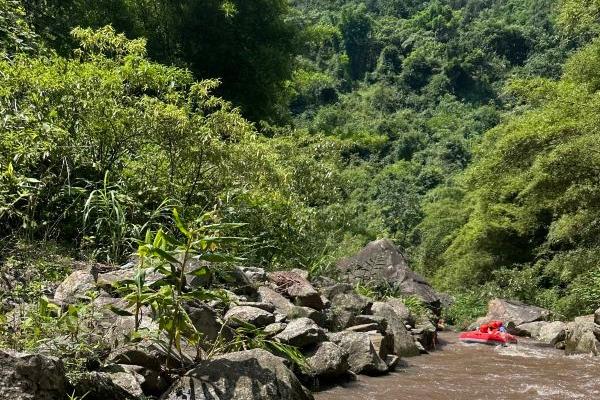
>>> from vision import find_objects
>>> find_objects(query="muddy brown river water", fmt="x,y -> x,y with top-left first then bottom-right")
314,332 -> 600,400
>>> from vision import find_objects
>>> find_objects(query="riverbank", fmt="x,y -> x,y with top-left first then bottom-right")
315,332 -> 600,400
1,239 -> 599,399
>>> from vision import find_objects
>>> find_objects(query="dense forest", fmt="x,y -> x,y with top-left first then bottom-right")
1,0 -> 600,335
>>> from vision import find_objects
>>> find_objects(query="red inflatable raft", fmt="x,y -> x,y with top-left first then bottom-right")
459,330 -> 517,345
459,320 -> 518,345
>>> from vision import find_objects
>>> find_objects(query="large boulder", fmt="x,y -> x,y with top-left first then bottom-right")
478,299 -> 551,332
225,306 -> 275,328
329,331 -> 388,375
537,321 -> 567,346
336,239 -> 440,308
327,292 -> 372,331
304,342 -> 350,379
0,350 -> 66,400
371,301 -> 420,357
318,283 -> 353,300
160,349 -> 313,400
513,321 -> 547,338
268,271 -> 324,310
52,269 -> 96,305
565,315 -> 600,356
275,318 -> 326,348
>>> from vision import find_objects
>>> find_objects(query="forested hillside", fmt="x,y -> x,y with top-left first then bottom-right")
1,0 -> 600,332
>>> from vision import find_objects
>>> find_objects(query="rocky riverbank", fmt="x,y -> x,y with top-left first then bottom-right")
1,239 -> 599,400
0,239 -> 442,399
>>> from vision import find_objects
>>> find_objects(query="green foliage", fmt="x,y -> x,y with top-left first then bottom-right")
0,24 -> 344,268
114,209 -> 243,364
23,0 -> 299,122
419,32 -> 600,317
0,0 -> 39,56
442,291 -> 487,330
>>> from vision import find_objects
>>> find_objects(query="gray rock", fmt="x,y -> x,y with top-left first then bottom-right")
413,317 -> 437,351
290,268 -> 310,280
371,301 -> 420,357
53,269 -> 96,305
537,321 -> 567,346
225,306 -> 275,328
514,321 -> 547,337
102,368 -> 145,399
0,350 -> 66,400
105,364 -> 169,397
241,266 -> 267,283
385,354 -> 399,371
96,267 -> 162,291
92,296 -> 158,347
367,332 -> 395,360
386,298 -> 413,324
186,303 -> 224,343
329,331 -> 388,375
345,323 -> 380,333
108,339 -> 192,371
275,318 -> 326,348
565,315 -> 600,356
268,271 -> 324,310
73,370 -> 141,400
287,306 -> 326,327
350,315 -> 387,333
236,301 -> 276,313
217,266 -> 257,296
305,342 -> 349,379
483,299 -> 551,330
328,292 -> 372,331
595,307 -> 600,326
258,286 -> 295,315
319,283 -> 353,300
336,239 -> 440,309
437,292 -> 455,309
160,349 -> 313,400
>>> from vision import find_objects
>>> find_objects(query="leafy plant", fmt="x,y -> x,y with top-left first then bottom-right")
442,291 -> 487,330
114,208 -> 245,365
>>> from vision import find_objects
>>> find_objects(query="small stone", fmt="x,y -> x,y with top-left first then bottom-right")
224,305 -> 275,328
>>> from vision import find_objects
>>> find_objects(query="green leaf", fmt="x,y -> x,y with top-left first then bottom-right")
173,208 -> 190,238
188,265 -> 210,277
150,247 -> 181,265
195,252 -> 245,263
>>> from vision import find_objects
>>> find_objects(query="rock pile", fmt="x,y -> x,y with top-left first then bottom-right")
0,241 -> 442,400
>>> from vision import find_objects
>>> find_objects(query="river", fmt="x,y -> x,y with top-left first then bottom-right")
314,332 -> 600,400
